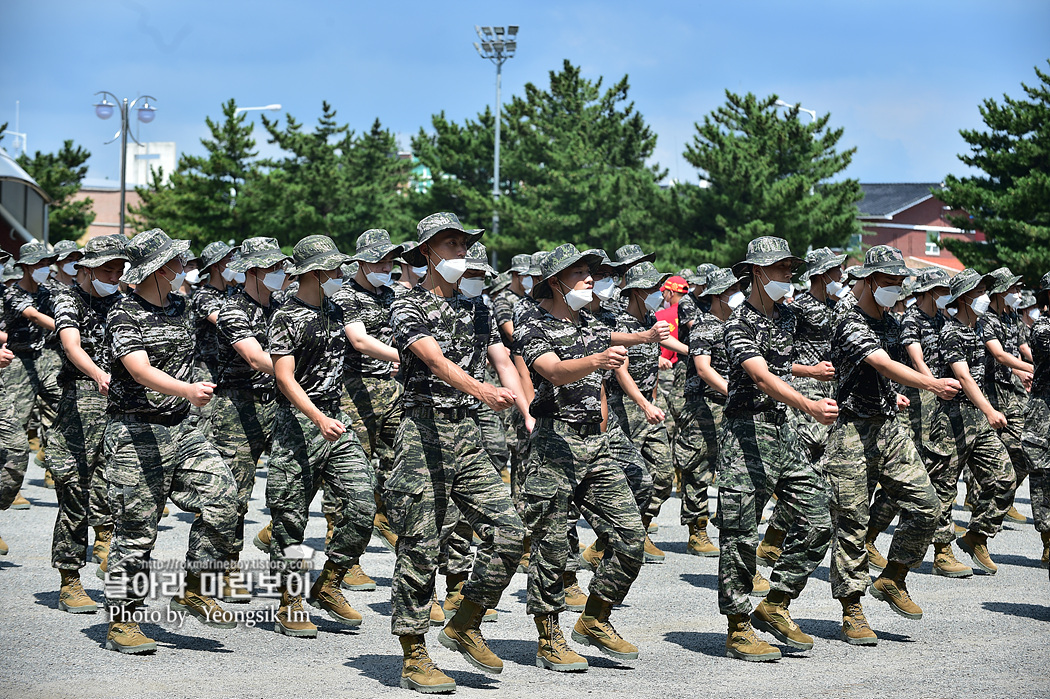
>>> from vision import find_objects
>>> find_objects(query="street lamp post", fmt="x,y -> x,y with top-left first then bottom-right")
473,25 -> 518,266
234,104 -> 282,115
774,98 -> 817,122
94,91 -> 157,237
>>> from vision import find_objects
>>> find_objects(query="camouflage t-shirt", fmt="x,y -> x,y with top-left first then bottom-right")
675,291 -> 702,363
3,282 -> 57,354
832,291 -> 859,324
686,309 -> 729,405
592,300 -> 623,385
191,284 -> 234,370
901,305 -> 945,377
391,286 -> 501,410
941,316 -> 988,408
214,289 -> 280,393
608,309 -> 660,397
1029,316 -> 1050,398
53,284 -> 123,386
519,306 -> 611,425
492,287 -> 524,344
107,293 -> 195,420
979,310 -> 1026,394
268,295 -> 347,409
832,306 -> 899,419
510,295 -> 541,358
792,291 -> 835,367
724,300 -> 798,418
332,279 -> 400,378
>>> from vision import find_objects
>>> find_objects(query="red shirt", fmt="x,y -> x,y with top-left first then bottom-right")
656,304 -> 679,364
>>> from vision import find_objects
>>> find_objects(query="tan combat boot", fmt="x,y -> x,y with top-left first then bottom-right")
373,511 -> 398,552
954,523 -> 966,537
171,571 -> 238,628
932,543 -> 973,578
1004,505 -> 1026,524
840,595 -> 878,646
400,635 -> 456,693
221,557 -> 251,603
106,604 -> 157,654
642,518 -> 665,563
687,518 -> 719,557
517,535 -> 531,574
94,550 -> 109,581
443,577 -> 497,622
865,530 -> 888,570
10,491 -> 30,510
870,562 -> 923,620
275,589 -> 317,637
439,598 -> 504,674
0,531 -> 8,556
571,598 -> 639,660
43,469 -> 55,489
161,505 -> 170,518
253,521 -> 273,553
756,526 -> 784,567
957,531 -> 997,575
429,596 -> 445,626
750,571 -> 770,597
725,613 -> 781,662
534,613 -> 588,671
1041,531 -> 1049,570
581,539 -> 605,571
342,563 -> 377,591
91,526 -> 113,565
58,569 -> 98,614
752,593 -> 813,650
324,512 -> 335,547
308,561 -> 363,627
563,571 -> 588,612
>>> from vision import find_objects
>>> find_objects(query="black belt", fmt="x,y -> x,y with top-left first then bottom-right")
405,405 -> 477,421
215,387 -> 276,403
536,417 -> 602,437
112,412 -> 187,427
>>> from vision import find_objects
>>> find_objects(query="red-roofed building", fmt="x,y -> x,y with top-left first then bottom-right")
855,183 -> 983,275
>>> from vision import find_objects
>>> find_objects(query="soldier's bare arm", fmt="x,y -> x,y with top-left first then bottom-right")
613,358 -> 665,424
120,349 -> 215,407
408,335 -> 515,411
488,344 -> 532,426
232,337 -> 275,375
863,348 -> 959,399
905,343 -> 934,378
533,346 -> 626,387
21,306 -> 55,332
611,320 -> 670,347
344,321 -> 400,364
272,353 -> 345,440
694,354 -> 728,396
949,359 -> 1007,428
59,327 -> 110,393
792,360 -> 835,381
741,355 -> 838,425
513,354 -> 535,405
984,337 -> 1034,374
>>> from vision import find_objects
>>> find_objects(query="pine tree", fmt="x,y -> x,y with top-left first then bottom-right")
939,61 -> 1050,284
682,91 -> 861,266
15,140 -> 95,243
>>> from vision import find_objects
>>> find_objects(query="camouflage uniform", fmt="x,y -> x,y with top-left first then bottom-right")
717,238 -> 831,617
190,283 -> 233,382
925,286 -> 1014,545
1022,303 -> 1050,541
267,290 -> 376,581
48,281 -> 121,569
825,303 -> 939,599
977,302 -> 1030,491
103,270 -> 239,608
0,377 -> 32,510
387,278 -> 523,636
787,290 -> 838,461
518,298 -> 644,615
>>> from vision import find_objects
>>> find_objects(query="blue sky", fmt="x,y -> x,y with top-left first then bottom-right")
3,0 -> 1047,187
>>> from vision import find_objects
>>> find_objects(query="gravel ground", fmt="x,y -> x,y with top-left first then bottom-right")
1,459 -> 1047,699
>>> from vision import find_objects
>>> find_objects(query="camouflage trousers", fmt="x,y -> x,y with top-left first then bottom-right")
385,408 -> 523,636
967,385 -> 1030,502
48,383 -> 112,569
340,375 -> 403,483
1022,394 -> 1050,534
523,418 -> 644,616
7,348 -> 61,446
658,366 -> 679,441
924,402 -> 1015,542
202,390 -> 277,552
715,415 -> 831,616
609,394 -> 673,522
824,415 -> 939,599
675,398 -> 722,525
507,408 -> 532,519
478,403 -> 510,475
102,416 -> 239,606
0,382 -> 32,511
266,403 -> 376,580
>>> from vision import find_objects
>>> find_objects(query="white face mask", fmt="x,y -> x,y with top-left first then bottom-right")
725,291 -> 745,309
1030,308 -> 1042,321
521,276 -> 535,294
873,284 -> 902,309
593,277 -> 617,301
758,268 -> 792,302
62,262 -> 78,276
167,270 -> 186,293
233,271 -> 246,284
320,274 -> 343,297
643,290 -> 663,312
31,267 -> 51,284
970,293 -> 991,316
947,307 -> 959,317
262,270 -> 286,292
905,297 -> 916,308
459,277 -> 486,298
220,266 -> 236,282
825,280 -> 847,299
365,271 -> 392,288
935,294 -> 950,309
434,257 -> 467,284
410,265 -> 428,278
558,279 -> 592,311
184,269 -> 201,285
1004,292 -> 1023,309
91,278 -> 120,296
